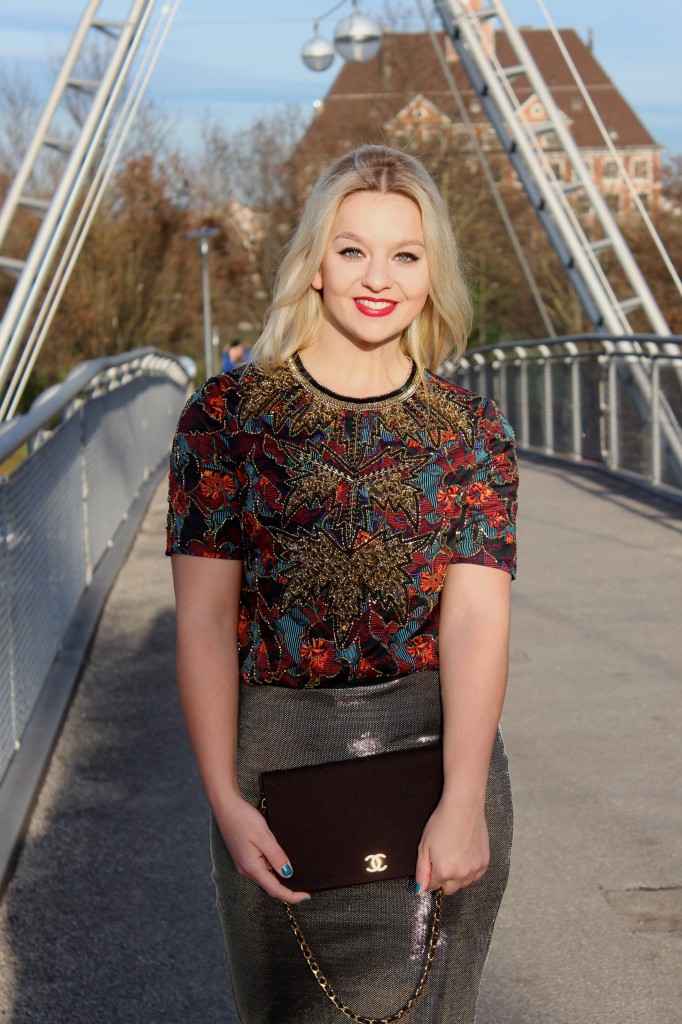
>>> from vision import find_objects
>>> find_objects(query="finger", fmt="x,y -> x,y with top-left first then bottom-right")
249,858 -> 311,904
429,861 -> 460,893
414,847 -> 432,895
257,832 -> 294,881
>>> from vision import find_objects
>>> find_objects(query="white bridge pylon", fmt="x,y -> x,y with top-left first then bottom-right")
434,0 -> 671,338
432,0 -> 682,478
0,0 -> 179,422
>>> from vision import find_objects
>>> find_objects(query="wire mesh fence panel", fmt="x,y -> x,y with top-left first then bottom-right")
551,359 -> 574,456
503,364 -> 523,442
476,364 -> 493,402
146,378 -> 185,471
613,359 -> 650,478
0,483 -> 14,779
660,361 -> 682,424
457,364 -> 472,395
0,355 -> 190,783
578,355 -> 603,464
656,360 -> 682,489
5,414 -> 86,743
83,377 -> 185,571
526,362 -> 545,449
84,379 -> 146,571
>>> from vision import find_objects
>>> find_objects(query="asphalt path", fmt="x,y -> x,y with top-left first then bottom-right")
0,459 -> 680,1023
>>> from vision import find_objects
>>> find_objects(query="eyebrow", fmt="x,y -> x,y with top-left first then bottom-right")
333,232 -> 425,248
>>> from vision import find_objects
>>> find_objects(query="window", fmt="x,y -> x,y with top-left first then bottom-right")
602,161 -> 618,179
633,158 -> 649,179
606,193 -> 620,214
574,195 -> 591,217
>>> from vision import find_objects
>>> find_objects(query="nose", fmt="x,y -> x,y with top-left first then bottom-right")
361,256 -> 392,292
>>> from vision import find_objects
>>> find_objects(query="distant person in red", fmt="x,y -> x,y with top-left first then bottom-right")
221,338 -> 250,373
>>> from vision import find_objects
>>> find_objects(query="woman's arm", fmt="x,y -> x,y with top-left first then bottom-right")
171,553 -> 310,903
415,562 -> 511,895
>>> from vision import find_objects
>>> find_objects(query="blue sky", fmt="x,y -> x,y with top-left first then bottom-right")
2,1 -> 681,156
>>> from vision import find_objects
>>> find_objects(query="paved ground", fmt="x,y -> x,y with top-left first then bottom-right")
0,459 -> 680,1024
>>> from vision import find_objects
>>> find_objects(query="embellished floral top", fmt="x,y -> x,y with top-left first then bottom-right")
165,353 -> 518,688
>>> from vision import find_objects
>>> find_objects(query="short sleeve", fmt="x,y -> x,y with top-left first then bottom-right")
165,378 -> 244,560
450,399 -> 518,578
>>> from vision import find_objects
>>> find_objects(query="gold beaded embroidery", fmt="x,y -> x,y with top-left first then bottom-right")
286,354 -> 420,411
235,358 -> 478,642
276,526 -> 432,647
240,364 -> 341,435
281,440 -> 431,536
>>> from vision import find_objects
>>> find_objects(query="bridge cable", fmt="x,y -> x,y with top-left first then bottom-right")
534,0 -> 682,302
417,0 -> 557,338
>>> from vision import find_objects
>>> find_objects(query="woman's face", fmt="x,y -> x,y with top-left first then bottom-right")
312,190 -> 430,350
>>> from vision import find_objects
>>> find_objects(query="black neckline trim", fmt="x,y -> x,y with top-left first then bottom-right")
292,352 -> 417,406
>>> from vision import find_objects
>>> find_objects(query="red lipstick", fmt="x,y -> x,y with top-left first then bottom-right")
354,297 -> 397,317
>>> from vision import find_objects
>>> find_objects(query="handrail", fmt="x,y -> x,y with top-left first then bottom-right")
447,333 -> 682,368
0,345 -> 192,787
443,334 -> 682,499
0,347 -> 194,465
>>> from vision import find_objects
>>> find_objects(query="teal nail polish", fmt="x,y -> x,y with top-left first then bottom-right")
281,863 -> 293,878
414,882 -> 422,894
301,897 -> 311,903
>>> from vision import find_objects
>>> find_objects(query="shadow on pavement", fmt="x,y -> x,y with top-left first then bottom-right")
2,604 -> 237,1024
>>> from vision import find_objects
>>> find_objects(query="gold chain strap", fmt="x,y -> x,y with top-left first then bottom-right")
259,795 -> 443,1024
285,887 -> 443,1024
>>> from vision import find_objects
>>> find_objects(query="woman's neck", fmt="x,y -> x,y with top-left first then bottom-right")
298,340 -> 412,400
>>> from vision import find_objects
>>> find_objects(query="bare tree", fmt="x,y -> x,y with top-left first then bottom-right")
0,65 -> 41,179
661,156 -> 682,208
381,2 -> 421,32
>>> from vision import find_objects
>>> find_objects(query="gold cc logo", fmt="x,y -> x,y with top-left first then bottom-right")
365,853 -> 388,873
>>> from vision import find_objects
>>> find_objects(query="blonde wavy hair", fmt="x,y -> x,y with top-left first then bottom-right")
249,145 -> 472,385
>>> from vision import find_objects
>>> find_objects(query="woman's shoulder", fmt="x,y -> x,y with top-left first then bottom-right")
424,367 -> 514,440
425,366 -> 485,409
176,363 -> 270,429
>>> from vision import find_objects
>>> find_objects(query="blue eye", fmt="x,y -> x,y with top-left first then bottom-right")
339,247 -> 363,259
396,251 -> 419,263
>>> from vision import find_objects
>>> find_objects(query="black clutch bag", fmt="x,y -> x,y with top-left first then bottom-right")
261,742 -> 444,893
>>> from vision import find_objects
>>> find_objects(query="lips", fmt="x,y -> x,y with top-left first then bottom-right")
353,297 -> 398,318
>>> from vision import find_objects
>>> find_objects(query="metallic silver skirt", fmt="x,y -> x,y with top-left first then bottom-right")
210,670 -> 513,1024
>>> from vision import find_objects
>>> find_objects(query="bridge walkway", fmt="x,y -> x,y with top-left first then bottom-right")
0,460 -> 680,1024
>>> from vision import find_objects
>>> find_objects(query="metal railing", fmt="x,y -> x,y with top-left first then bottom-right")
0,348 -> 193,781
441,334 -> 682,497
1,334 -> 679,782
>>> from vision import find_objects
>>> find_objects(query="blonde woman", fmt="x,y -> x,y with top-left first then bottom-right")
166,145 -> 518,1024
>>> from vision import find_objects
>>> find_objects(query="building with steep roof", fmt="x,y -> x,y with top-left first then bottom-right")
301,27 -> 662,216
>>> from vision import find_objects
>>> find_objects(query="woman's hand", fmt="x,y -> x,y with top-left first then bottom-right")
215,794 -> 311,905
414,797 -> 490,896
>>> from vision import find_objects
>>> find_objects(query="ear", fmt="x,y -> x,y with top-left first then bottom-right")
312,266 -> 323,291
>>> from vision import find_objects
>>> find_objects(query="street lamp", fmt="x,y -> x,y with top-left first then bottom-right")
301,20 -> 335,71
301,1 -> 382,71
333,1 -> 382,63
186,225 -> 220,378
